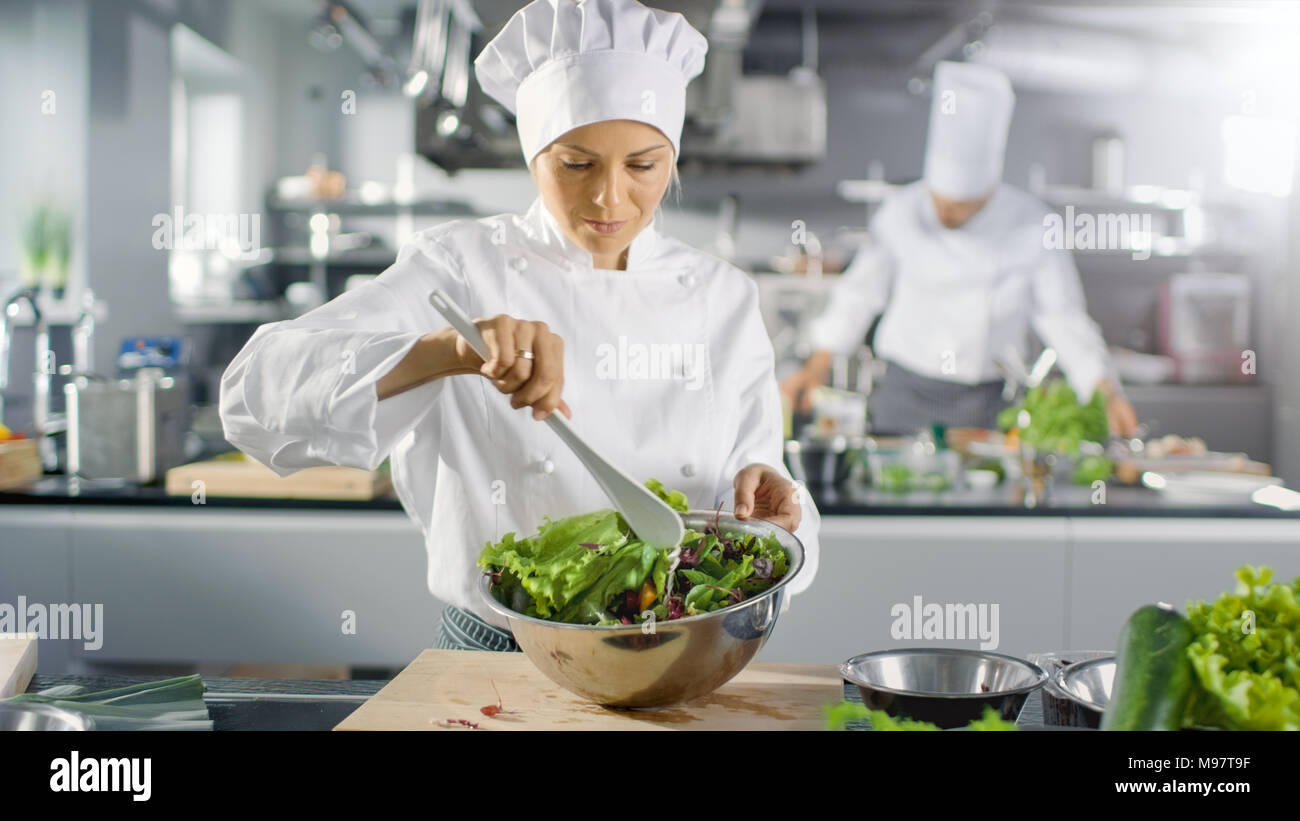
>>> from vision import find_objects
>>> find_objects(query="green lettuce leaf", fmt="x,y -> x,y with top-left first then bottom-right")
1183,565 -> 1300,731
645,478 -> 689,512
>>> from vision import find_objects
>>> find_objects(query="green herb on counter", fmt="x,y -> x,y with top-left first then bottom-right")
1072,453 -> 1113,485
824,702 -> 1017,731
879,463 -> 913,493
2,674 -> 211,730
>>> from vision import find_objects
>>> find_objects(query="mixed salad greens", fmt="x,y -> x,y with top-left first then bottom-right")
478,480 -> 790,626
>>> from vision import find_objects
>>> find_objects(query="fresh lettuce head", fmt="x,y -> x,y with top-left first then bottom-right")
1183,565 -> 1300,731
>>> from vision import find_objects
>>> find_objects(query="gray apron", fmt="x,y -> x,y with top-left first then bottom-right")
436,604 -> 522,652
869,359 -> 1007,435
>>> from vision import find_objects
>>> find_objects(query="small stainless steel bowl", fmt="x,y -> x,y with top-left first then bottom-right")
0,702 -> 94,731
478,510 -> 805,707
841,648 -> 1048,728
1054,657 -> 1115,728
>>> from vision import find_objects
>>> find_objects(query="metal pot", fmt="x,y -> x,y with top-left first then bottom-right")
784,435 -> 865,490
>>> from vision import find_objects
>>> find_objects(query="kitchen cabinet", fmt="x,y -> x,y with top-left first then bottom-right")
759,516 -> 1070,664
1064,517 -> 1300,651
0,507 -> 76,672
63,508 -> 442,670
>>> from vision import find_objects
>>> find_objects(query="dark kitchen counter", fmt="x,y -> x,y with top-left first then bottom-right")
0,475 -> 404,511
3,473 -> 1297,518
26,671 -> 1048,730
807,481 -> 1300,518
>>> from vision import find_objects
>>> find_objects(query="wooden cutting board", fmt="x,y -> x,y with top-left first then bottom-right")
0,439 -> 41,491
335,650 -> 843,731
0,634 -> 38,698
1114,454 -> 1272,485
165,453 -> 392,500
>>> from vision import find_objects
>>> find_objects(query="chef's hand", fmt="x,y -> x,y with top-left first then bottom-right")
1099,379 -> 1138,438
456,315 -> 571,421
733,463 -> 802,532
779,350 -> 833,415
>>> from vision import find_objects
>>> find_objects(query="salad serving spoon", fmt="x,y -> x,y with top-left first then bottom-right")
428,289 -> 686,553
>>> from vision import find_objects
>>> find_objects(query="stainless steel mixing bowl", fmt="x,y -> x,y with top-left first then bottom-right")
477,510 -> 805,707
1054,656 -> 1115,727
0,702 -> 95,730
841,648 -> 1048,728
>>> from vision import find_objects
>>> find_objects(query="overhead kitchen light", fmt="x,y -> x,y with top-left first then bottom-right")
1222,115 -> 1298,198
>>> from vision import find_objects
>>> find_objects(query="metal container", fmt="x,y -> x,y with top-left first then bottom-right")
64,367 -> 188,482
840,648 -> 1048,728
1054,657 -> 1116,728
0,702 -> 94,731
784,435 -> 865,490
1029,650 -> 1114,727
477,510 -> 805,707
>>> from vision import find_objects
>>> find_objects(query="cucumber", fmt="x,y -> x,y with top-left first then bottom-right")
1101,603 -> 1196,731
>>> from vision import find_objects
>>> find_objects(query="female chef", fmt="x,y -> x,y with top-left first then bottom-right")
782,61 -> 1139,437
220,0 -> 820,652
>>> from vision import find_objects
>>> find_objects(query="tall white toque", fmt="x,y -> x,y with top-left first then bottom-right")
923,60 -> 1017,201
474,0 -> 708,166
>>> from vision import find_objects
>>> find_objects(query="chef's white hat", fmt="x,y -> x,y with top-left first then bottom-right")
474,0 -> 707,167
923,60 -> 1016,200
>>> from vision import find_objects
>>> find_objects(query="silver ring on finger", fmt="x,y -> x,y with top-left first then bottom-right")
515,349 -> 535,360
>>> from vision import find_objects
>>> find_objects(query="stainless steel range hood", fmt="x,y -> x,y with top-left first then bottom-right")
413,0 -> 827,172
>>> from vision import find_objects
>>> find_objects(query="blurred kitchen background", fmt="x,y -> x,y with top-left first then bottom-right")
1,0 -> 1298,478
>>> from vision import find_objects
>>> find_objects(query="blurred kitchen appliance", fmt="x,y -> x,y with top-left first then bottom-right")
414,1 -> 827,171
0,287 -> 79,472
65,368 -> 188,483
1158,273 -> 1251,383
63,336 -> 190,483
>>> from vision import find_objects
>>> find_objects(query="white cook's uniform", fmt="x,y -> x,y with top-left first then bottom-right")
220,195 -> 822,630
808,180 -> 1112,403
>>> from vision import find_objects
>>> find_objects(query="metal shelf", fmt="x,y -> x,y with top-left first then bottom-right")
174,301 -> 282,325
4,298 -> 108,328
265,195 -> 478,218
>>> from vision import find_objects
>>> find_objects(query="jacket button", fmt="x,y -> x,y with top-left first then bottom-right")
680,463 -> 695,477
679,273 -> 696,287
511,256 -> 528,272
541,459 -> 555,474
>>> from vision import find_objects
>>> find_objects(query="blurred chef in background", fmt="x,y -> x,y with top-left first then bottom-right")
782,60 -> 1139,437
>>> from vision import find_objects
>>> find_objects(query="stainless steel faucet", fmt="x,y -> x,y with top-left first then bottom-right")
0,287 -> 69,471
68,287 -> 97,377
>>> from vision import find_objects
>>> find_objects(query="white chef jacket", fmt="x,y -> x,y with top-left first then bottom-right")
809,181 -> 1111,401
219,194 -> 821,630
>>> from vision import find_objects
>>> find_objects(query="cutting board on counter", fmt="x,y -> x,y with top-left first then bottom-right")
165,453 -> 392,500
0,439 -> 41,491
1114,453 -> 1272,485
0,634 -> 38,698
334,650 -> 843,731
